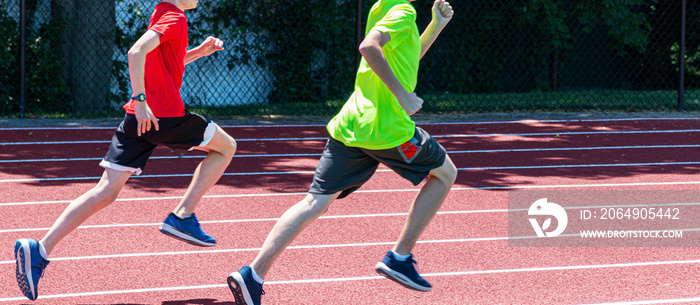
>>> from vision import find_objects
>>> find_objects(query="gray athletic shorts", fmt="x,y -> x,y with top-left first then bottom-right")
309,127 -> 447,199
99,112 -> 217,175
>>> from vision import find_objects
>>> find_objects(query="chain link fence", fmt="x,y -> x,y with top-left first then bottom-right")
0,0 -> 698,118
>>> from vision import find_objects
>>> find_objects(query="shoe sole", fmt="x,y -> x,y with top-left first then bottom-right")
228,272 -> 255,305
375,262 -> 432,292
15,240 -> 37,300
159,224 -> 216,247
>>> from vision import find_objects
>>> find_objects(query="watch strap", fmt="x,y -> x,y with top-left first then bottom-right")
131,93 -> 146,102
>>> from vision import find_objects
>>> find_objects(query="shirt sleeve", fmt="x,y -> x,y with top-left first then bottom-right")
148,11 -> 186,43
371,4 -> 416,51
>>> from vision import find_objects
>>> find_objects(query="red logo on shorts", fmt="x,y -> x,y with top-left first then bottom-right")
400,139 -> 421,163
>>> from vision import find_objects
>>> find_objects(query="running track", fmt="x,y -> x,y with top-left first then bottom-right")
1,118 -> 700,304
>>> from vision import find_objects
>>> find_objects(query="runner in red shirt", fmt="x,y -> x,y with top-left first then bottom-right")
14,0 -> 237,300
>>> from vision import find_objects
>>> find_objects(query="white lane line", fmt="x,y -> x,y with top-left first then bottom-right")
4,200 -> 700,233
0,153 -> 321,163
421,117 -> 700,124
1,140 -> 111,145
0,210 -> 504,234
450,144 -> 700,153
0,124 -> 323,130
4,180 -> 700,207
457,161 -> 700,171
1,258 -> 699,302
0,138 -> 323,145
4,227 -> 700,265
1,117 -> 699,131
437,129 -> 700,139
0,192 -> 310,207
2,160 -> 699,183
581,297 -> 700,305
0,237 -> 503,265
3,144 -> 700,164
0,170 -> 317,183
3,129 -> 700,146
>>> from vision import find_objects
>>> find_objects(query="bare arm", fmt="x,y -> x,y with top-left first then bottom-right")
359,29 -> 423,115
185,36 -> 224,65
420,0 -> 454,59
128,30 -> 162,136
128,30 -> 161,103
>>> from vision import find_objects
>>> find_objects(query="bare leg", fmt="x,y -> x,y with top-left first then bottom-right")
393,155 -> 457,255
40,168 -> 132,255
172,125 -> 236,217
250,192 -> 340,279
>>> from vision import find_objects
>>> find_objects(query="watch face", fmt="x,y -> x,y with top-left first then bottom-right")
133,94 -> 146,101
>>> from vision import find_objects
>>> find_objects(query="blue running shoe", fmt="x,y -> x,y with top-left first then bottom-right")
228,265 -> 265,305
14,239 -> 50,300
159,213 -> 216,247
375,250 -> 432,292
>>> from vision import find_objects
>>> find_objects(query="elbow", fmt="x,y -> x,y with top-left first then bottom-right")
358,42 -> 377,58
127,47 -> 142,61
359,30 -> 388,58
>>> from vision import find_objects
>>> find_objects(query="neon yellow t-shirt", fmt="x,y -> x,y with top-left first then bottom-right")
327,0 -> 420,150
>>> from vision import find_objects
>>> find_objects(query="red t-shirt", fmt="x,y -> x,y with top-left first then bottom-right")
123,2 -> 188,118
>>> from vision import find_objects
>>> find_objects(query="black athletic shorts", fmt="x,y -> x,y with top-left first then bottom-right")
99,112 -> 217,175
309,127 -> 447,199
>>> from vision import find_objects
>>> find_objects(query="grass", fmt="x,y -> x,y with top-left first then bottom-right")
3,89 -> 698,119
422,89 -> 698,113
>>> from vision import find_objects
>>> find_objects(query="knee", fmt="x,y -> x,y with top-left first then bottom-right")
445,161 -> 458,184
222,135 -> 237,159
432,158 -> 457,186
100,188 -> 120,205
301,194 -> 335,216
88,187 -> 120,209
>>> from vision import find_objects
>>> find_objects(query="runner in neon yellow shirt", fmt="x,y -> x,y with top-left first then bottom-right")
327,0 -> 422,149
228,1 -> 456,303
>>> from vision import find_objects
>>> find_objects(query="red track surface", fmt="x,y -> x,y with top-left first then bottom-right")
2,118 -> 700,304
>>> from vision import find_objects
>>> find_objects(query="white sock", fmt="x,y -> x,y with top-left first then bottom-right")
250,266 -> 264,285
173,213 -> 193,220
391,250 -> 411,261
37,241 -> 49,260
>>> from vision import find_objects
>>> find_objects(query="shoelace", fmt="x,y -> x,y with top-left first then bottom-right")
408,258 -> 420,273
35,260 -> 49,278
257,280 -> 266,297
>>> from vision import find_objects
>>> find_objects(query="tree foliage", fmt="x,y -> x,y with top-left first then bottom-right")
1,0 -> 694,117
0,0 -> 70,116
416,0 -> 656,94
188,0 -> 365,106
